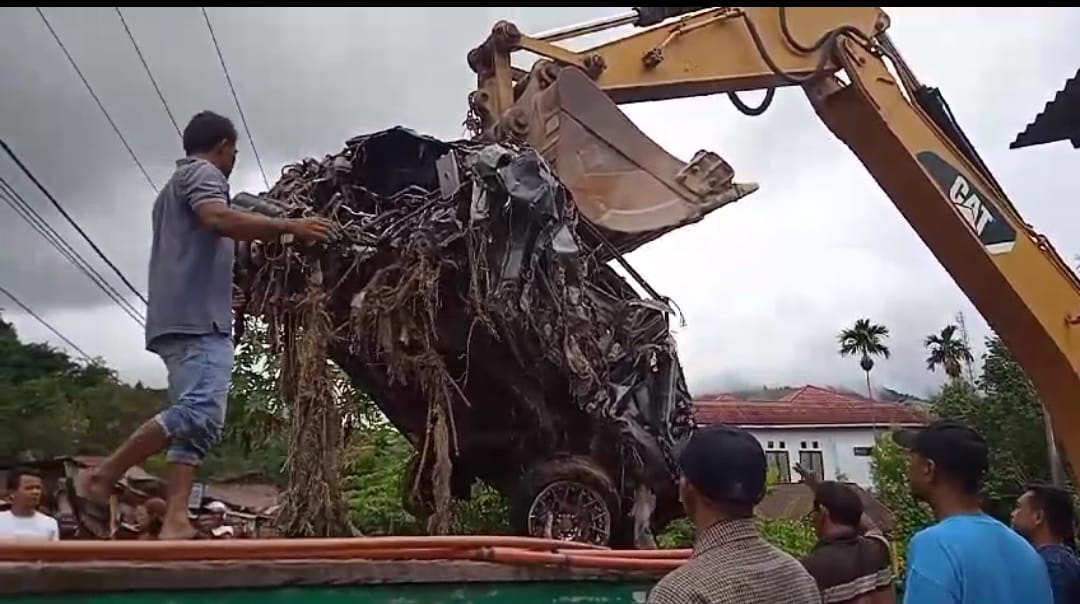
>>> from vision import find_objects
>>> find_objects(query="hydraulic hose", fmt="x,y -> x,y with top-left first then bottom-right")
480,547 -> 685,571
0,535 -> 689,572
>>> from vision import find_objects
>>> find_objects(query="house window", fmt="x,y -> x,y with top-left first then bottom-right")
767,441 -> 774,449
779,441 -> 786,449
812,441 -> 820,449
853,446 -> 873,457
765,451 -> 791,484
798,450 -> 824,482
801,441 -> 807,449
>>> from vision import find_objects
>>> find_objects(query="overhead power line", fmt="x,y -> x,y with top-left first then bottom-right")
0,138 -> 149,308
0,283 -> 92,362
0,179 -> 145,327
115,6 -> 181,137
35,6 -> 159,193
200,7 -> 270,190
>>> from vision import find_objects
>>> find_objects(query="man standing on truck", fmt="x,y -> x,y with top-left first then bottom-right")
647,425 -> 821,604
77,110 -> 333,540
895,420 -> 1053,604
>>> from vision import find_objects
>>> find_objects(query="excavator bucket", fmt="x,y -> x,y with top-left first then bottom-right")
510,66 -> 758,254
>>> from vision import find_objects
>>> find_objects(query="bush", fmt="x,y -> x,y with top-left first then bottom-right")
757,517 -> 816,556
870,432 -> 933,578
343,421 -> 512,536
656,517 -> 694,548
656,515 -> 815,555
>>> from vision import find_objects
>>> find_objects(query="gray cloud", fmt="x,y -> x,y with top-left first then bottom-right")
1,7 -> 1078,394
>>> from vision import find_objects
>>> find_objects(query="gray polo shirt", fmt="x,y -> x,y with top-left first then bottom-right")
145,157 -> 234,352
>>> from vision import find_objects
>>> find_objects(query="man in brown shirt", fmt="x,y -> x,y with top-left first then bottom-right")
801,481 -> 895,604
648,425 -> 822,604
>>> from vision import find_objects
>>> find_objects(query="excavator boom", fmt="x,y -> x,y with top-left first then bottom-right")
466,7 -> 1080,474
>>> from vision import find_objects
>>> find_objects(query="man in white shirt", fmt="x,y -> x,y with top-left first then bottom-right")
0,468 -> 60,541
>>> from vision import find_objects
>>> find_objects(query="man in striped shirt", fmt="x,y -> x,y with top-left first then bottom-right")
647,425 -> 821,604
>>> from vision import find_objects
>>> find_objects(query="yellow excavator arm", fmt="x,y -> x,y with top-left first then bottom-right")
466,7 -> 1080,473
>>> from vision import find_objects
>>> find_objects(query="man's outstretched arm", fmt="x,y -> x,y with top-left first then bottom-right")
193,201 -> 332,243
180,160 -> 332,242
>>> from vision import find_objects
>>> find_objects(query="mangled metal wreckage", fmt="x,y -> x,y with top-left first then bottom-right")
234,127 -> 696,546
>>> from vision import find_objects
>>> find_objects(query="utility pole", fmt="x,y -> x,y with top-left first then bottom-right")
955,312 -> 976,384
1045,414 -> 1066,487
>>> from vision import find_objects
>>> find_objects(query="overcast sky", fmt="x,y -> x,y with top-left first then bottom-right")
1,7 -> 1078,398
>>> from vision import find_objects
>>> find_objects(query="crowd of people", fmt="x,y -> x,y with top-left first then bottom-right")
0,467 -> 242,541
647,420 -> 1080,604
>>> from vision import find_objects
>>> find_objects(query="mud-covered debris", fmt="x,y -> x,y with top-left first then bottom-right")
234,127 -> 695,541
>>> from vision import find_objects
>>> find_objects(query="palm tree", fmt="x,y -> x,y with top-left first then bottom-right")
838,318 -> 891,399
924,324 -> 973,381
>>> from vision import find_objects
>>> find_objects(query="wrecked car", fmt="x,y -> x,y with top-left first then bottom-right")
234,127 -> 699,546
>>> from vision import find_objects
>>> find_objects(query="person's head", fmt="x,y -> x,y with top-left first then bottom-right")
893,420 -> 988,507
6,468 -> 44,512
135,497 -> 166,531
811,481 -> 864,538
182,111 -> 238,178
1012,484 -> 1077,545
675,425 -> 767,527
205,500 -> 228,525
144,497 -> 167,519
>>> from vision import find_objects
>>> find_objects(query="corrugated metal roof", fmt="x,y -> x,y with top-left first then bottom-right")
1011,68 -> 1080,150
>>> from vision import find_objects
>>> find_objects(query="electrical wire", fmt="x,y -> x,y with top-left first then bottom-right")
0,179 -> 146,327
200,6 -> 270,190
115,6 -> 181,137
0,181 -> 145,324
0,282 -> 93,362
0,180 -> 146,325
0,138 -> 149,308
34,6 -> 159,193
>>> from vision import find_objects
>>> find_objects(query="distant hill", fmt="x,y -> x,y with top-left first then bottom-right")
877,387 -> 928,404
716,384 -> 929,405
727,386 -> 799,401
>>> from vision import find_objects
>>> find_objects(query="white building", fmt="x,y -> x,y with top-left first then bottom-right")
694,386 -> 929,488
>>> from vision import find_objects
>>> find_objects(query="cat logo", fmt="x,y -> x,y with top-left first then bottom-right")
949,174 -> 995,238
917,151 -> 1016,255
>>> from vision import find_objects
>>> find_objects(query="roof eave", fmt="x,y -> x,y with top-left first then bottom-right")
1011,68 -> 1080,150
695,421 -> 928,429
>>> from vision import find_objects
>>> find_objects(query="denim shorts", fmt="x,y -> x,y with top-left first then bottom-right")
151,333 -> 234,466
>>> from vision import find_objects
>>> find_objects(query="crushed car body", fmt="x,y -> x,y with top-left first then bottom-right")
234,127 -> 695,546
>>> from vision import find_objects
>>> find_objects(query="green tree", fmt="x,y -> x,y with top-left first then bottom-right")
0,319 -> 80,384
924,324 -> 973,381
341,416 -> 510,536
838,318 -> 891,399
933,337 -> 1049,510
226,319 -> 285,454
870,432 -> 933,579
0,315 -> 167,461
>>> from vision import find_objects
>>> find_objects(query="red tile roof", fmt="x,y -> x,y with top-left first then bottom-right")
694,385 -> 930,427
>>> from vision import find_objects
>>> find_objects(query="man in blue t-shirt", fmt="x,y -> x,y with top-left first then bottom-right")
894,420 -> 1052,604
1012,484 -> 1080,604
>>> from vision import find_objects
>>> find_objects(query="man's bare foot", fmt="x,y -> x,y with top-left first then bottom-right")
157,519 -> 198,541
